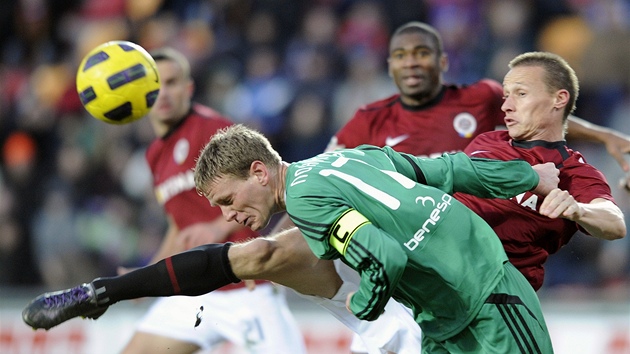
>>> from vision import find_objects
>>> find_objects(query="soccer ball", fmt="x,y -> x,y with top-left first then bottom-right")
76,40 -> 160,125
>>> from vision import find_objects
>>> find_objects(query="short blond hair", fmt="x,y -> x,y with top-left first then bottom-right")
194,124 -> 282,196
509,51 -> 579,119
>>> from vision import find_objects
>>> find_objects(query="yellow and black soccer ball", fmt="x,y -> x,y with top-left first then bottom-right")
76,40 -> 160,125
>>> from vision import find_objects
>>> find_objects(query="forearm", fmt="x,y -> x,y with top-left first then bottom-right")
567,116 -> 630,172
342,225 -> 406,321
409,152 -> 539,197
566,116 -> 613,142
229,227 -> 342,298
576,199 -> 626,240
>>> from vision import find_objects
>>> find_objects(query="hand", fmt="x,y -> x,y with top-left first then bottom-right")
538,188 -> 581,220
531,162 -> 559,196
345,290 -> 385,317
603,131 -> 630,172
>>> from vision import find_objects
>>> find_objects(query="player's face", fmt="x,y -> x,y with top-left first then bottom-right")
387,32 -> 447,106
205,173 -> 275,231
502,65 -> 564,141
149,60 -> 193,126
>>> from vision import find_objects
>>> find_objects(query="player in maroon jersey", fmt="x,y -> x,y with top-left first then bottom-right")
325,21 -> 628,352
453,52 -> 625,290
327,23 -> 625,293
114,47 -> 307,354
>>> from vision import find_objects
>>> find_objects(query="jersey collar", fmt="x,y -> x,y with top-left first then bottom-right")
161,107 -> 193,140
511,139 -> 567,149
398,85 -> 446,111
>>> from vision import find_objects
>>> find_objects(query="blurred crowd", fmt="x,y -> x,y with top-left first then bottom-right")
0,0 -> 629,299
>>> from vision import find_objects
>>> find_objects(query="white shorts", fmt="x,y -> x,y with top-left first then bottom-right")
135,283 -> 306,353
299,260 -> 422,354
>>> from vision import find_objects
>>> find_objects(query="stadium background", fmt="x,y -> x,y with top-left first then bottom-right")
0,0 -> 628,353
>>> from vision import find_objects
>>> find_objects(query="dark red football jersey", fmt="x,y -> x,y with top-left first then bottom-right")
146,103 -> 261,290
333,80 -> 505,157
455,130 -> 615,290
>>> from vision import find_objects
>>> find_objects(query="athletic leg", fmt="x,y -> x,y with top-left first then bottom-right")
22,243 -> 239,329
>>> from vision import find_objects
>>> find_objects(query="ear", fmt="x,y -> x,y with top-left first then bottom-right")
387,57 -> 393,78
439,53 -> 449,73
554,89 -> 570,110
250,160 -> 269,185
186,79 -> 195,98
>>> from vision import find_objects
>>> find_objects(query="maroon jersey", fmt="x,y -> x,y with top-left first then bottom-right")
146,103 -> 260,290
455,130 -> 615,290
333,80 -> 505,158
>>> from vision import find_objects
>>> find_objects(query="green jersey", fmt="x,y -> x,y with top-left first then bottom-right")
285,145 -> 539,341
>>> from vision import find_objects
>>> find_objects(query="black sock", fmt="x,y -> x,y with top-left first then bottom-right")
91,243 -> 240,306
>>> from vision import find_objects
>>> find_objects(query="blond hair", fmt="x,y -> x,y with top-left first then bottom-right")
194,124 -> 281,196
509,51 -> 579,119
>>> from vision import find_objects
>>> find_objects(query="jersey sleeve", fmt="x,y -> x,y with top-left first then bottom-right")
286,190 -> 350,260
381,147 -> 539,198
564,162 -> 615,203
327,209 -> 407,321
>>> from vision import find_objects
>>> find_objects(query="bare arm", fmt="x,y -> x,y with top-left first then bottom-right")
539,190 -> 626,240
228,227 -> 343,298
567,116 -> 630,172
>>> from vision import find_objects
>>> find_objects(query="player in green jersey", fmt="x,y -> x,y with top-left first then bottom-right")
193,124 -> 555,353
23,122 -> 559,352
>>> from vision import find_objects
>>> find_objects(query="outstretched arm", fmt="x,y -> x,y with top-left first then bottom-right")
385,148 -> 558,198
539,190 -> 626,240
229,227 -> 342,298
567,116 -> 630,172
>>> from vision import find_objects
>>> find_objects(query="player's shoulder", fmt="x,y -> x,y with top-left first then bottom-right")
464,130 -> 509,152
146,104 -> 232,161
562,146 -> 599,169
355,94 -> 400,114
476,78 -> 503,91
472,129 -> 509,142
560,147 -> 612,197
448,78 -> 503,97
463,78 -> 503,92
